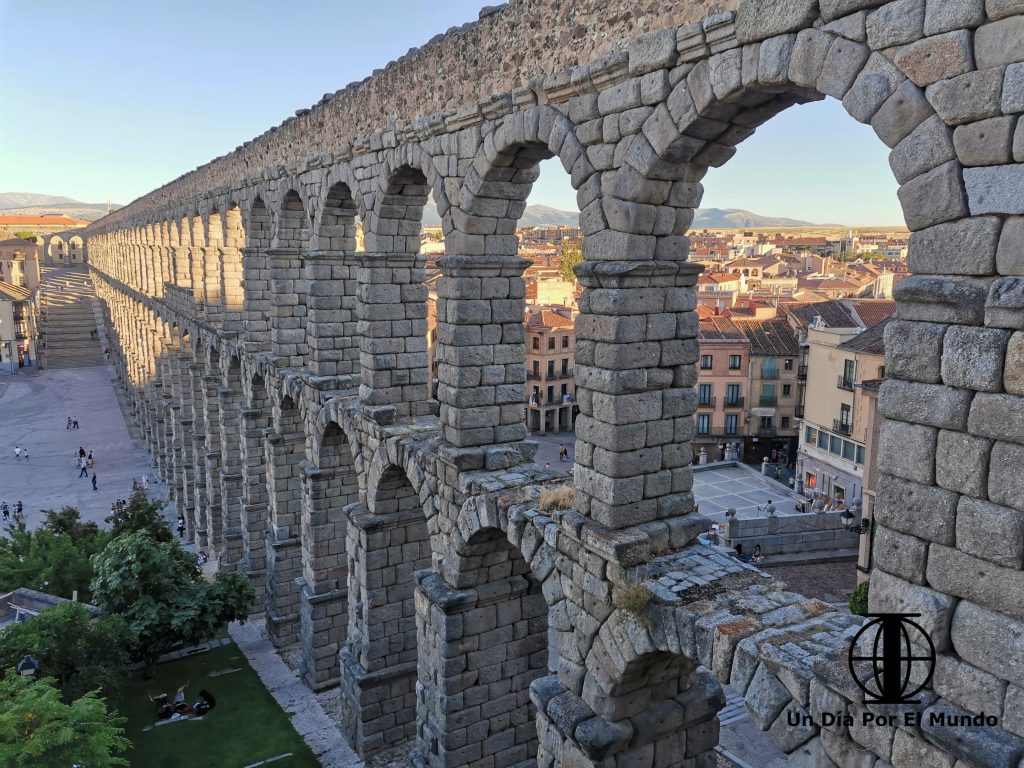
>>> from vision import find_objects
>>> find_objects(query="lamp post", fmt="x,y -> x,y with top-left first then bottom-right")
840,497 -> 871,535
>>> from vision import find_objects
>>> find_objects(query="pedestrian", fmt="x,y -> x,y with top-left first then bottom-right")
142,473 -> 148,490
78,447 -> 85,459
87,451 -> 94,467
558,443 -> 567,461
15,502 -> 23,525
176,513 -> 186,539
73,417 -> 79,429
66,416 -> 72,430
92,474 -> 98,491
14,446 -> 21,461
21,448 -> 27,461
0,502 -> 8,523
78,458 -> 89,478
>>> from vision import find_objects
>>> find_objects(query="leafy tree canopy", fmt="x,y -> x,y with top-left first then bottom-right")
0,670 -> 129,767
0,603 -> 131,702
105,488 -> 172,543
90,532 -> 253,674
11,232 -> 37,242
0,509 -> 110,603
558,237 -> 582,284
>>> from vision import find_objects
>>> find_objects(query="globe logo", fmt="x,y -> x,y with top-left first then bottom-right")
848,613 -> 936,704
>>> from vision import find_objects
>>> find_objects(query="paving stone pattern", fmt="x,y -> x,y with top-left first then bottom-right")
78,1 -> 1024,767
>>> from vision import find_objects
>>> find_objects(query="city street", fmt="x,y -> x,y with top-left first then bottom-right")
0,366 -> 162,528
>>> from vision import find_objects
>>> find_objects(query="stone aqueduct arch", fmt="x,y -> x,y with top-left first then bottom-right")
85,2 -> 1024,766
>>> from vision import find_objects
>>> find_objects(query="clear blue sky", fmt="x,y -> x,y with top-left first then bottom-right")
0,1 -> 903,226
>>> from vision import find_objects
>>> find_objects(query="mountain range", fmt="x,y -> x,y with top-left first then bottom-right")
2,192 -> 825,230
422,203 -> 819,229
0,192 -> 118,221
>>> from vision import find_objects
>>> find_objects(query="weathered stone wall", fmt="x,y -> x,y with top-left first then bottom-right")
85,1 -> 1024,767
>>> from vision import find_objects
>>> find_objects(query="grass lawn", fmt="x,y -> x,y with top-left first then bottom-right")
108,642 -> 321,768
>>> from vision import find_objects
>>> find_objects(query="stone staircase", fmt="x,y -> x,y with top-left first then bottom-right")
39,265 -> 105,369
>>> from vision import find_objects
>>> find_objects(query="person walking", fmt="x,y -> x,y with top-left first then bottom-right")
78,457 -> 89,478
78,447 -> 86,459
72,417 -> 79,429
176,513 -> 186,539
1,502 -> 9,523
558,443 -> 567,461
66,416 -> 72,430
91,473 -> 98,492
14,446 -> 21,461
14,503 -> 24,525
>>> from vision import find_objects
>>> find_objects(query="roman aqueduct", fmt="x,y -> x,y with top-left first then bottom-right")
83,1 -> 1024,766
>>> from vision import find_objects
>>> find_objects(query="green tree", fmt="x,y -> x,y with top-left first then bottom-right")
0,514 -> 109,603
0,603 -> 131,701
11,232 -> 36,242
558,238 -> 583,284
91,532 -> 254,675
105,488 -> 172,543
0,670 -> 129,767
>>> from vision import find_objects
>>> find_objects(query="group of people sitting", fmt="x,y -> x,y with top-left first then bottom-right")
149,682 -> 216,721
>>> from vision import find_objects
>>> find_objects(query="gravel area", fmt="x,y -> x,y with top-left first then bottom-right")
759,561 -> 858,605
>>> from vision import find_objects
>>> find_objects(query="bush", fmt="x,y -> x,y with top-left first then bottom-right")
849,580 -> 870,616
536,485 -> 574,512
614,581 -> 653,627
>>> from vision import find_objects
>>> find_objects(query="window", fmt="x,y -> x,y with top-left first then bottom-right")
843,440 -> 856,461
856,445 -> 866,465
834,485 -> 846,502
784,359 -> 794,370
548,337 -> 555,350
547,386 -> 554,402
725,414 -> 738,434
547,360 -> 555,378
532,337 -> 539,350
726,383 -> 741,406
840,403 -> 851,427
760,415 -> 773,431
782,384 -> 791,396
729,355 -> 741,369
760,384 -> 776,407
532,361 -> 539,377
781,416 -> 790,428
562,335 -> 569,348
762,358 -> 777,378
701,354 -> 713,369
698,383 -> 713,405
829,434 -> 842,455
561,359 -> 569,376
806,472 -> 817,489
697,414 -> 711,434
843,359 -> 856,386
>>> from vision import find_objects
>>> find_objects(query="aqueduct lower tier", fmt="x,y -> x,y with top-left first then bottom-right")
86,1 -> 1024,766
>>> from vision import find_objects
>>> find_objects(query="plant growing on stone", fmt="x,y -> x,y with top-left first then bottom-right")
848,580 -> 869,616
536,484 -> 575,512
614,573 -> 654,628
90,532 -> 254,676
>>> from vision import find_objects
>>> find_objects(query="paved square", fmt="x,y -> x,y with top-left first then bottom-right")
693,464 -> 805,524
0,366 -> 163,529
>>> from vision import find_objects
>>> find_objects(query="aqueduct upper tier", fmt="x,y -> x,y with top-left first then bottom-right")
86,1 -> 1024,766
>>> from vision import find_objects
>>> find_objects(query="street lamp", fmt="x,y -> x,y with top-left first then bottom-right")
840,497 -> 871,535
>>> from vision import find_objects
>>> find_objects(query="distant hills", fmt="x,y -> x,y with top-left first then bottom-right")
422,203 -> 820,229
0,193 -> 119,222
3,192 -> 830,230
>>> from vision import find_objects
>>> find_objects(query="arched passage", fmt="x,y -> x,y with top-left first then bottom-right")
264,393 -> 306,646
269,189 -> 309,367
298,418 -> 357,689
48,236 -> 65,262
242,196 -> 272,348
306,180 -> 361,377
357,163 -> 433,417
415,526 -> 548,768
341,461 -> 432,756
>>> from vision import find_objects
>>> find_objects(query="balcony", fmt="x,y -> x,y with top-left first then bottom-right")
833,419 -> 852,435
697,396 -> 717,408
837,376 -> 855,391
759,395 -> 777,407
797,365 -> 807,382
761,369 -> 779,380
758,427 -> 776,437
527,371 -> 542,380
723,396 -> 744,408
794,405 -> 805,418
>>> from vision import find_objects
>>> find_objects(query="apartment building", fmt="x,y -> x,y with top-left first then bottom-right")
525,306 -> 576,434
694,315 -> 749,457
795,318 -> 889,503
733,317 -> 800,463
